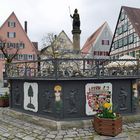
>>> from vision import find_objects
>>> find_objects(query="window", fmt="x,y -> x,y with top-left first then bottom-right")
118,39 -> 123,48
8,21 -> 16,27
0,54 -> 4,59
105,52 -> 109,56
120,13 -> 125,21
134,36 -> 139,43
116,55 -> 119,59
24,54 -> 28,60
112,56 -> 115,59
7,32 -> 16,38
118,26 -> 123,34
18,54 -> 24,60
128,34 -> 134,44
19,43 -> 25,49
123,23 -> 128,32
27,55 -> 33,60
102,40 -> 109,45
114,41 -> 118,49
136,51 -> 140,58
99,51 -> 103,56
123,37 -> 128,46
94,51 -> 97,55
16,43 -> 25,49
130,51 -> 135,57
0,42 -> 3,47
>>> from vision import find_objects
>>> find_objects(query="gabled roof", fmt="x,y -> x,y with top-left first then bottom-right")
40,30 -> 73,53
81,22 -> 106,54
122,6 -> 140,37
109,6 -> 140,54
0,12 -> 38,54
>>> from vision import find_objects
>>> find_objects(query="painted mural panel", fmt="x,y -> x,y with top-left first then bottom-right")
85,83 -> 112,115
54,85 -> 62,113
24,82 -> 38,112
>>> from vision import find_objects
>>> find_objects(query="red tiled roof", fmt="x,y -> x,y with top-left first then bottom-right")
81,22 -> 106,54
123,6 -> 140,37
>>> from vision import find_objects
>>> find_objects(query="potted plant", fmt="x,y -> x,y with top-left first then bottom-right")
93,102 -> 122,136
0,92 -> 9,107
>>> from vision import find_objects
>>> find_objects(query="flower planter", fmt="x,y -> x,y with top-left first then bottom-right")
93,115 -> 122,136
0,98 -> 9,107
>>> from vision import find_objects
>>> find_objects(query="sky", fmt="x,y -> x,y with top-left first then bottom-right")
0,0 -> 140,49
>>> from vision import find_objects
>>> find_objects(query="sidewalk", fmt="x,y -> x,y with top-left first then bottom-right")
0,108 -> 140,140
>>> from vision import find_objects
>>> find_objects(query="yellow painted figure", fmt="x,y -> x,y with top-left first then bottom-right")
54,85 -> 62,112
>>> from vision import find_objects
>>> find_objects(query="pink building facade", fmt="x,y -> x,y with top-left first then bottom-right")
0,12 -> 38,85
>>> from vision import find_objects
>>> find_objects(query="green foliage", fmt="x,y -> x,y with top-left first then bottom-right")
97,102 -> 117,119
0,92 -> 9,99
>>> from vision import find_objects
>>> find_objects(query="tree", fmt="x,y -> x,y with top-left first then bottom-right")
0,37 -> 20,87
0,37 -> 19,63
40,33 -> 86,77
40,33 -> 74,59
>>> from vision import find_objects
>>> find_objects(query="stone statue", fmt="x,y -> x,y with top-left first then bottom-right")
70,9 -> 80,30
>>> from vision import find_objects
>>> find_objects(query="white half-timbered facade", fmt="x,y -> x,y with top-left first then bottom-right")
110,6 -> 140,59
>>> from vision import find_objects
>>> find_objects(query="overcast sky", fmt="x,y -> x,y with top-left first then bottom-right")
0,0 -> 140,49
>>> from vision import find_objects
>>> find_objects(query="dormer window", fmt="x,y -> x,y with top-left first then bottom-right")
8,21 -> 16,27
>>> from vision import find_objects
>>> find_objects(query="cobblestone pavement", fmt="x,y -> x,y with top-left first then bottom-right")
0,110 -> 140,140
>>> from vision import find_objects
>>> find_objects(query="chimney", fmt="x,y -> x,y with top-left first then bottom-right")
24,21 -> 27,33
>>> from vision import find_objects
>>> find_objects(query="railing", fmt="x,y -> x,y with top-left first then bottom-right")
5,58 -> 140,79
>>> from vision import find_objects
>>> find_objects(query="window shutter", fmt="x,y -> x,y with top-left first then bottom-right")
7,32 -> 9,38
14,32 -> 16,38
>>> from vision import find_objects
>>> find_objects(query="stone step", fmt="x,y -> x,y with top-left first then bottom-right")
0,108 -> 93,130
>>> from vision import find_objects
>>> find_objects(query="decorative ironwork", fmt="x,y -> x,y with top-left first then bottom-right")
119,87 -> 128,111
42,89 -> 53,113
5,58 -> 140,79
14,86 -> 21,105
67,89 -> 78,114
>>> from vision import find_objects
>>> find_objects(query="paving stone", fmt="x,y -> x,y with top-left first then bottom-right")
2,133 -> 10,137
44,138 -> 52,140
77,133 -> 85,137
134,123 -> 140,127
33,129 -> 42,134
57,130 -> 67,135
62,138 -> 73,140
36,135 -> 46,139
55,135 -> 64,139
0,137 -> 7,140
46,134 -> 56,139
1,108 -> 140,140
64,134 -> 77,138
15,132 -> 27,138
49,131 -> 58,135
23,135 -> 36,140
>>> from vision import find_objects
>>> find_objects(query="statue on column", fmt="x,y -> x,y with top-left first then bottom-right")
70,9 -> 80,30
